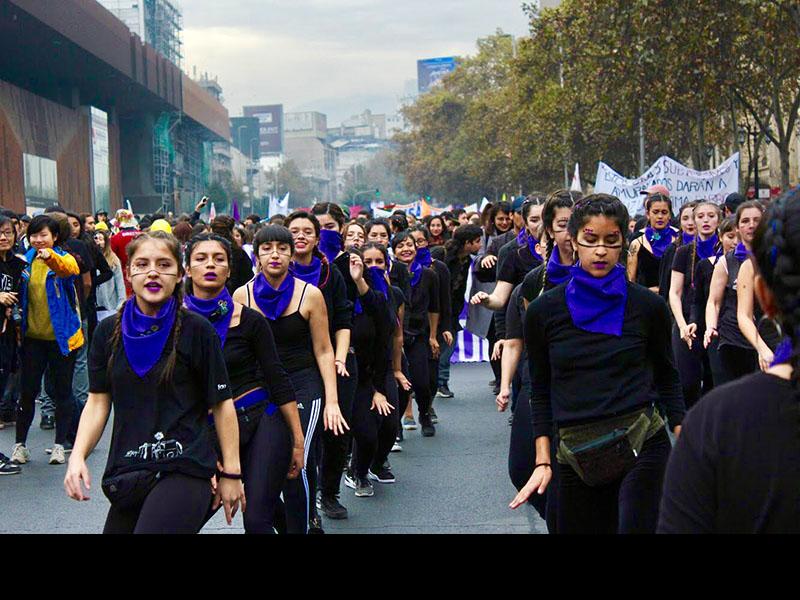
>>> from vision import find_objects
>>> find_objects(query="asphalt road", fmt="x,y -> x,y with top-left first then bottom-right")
0,362 -> 545,534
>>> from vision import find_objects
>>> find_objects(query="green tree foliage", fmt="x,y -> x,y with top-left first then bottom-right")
265,160 -> 315,207
396,2 -> 800,196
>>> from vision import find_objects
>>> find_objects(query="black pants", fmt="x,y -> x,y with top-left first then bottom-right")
351,380 -> 398,478
17,338 -> 77,445
204,409 -> 292,534
718,344 -> 758,385
103,472 -> 212,534
320,352 -> 357,499
556,429 -> 671,534
399,335 -> 432,419
671,325 -> 705,410
282,368 -> 323,534
487,317 -> 501,382
377,370 -> 400,468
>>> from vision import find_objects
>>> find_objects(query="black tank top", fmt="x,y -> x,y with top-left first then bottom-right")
636,242 -> 662,288
246,282 -> 316,373
719,252 -> 752,349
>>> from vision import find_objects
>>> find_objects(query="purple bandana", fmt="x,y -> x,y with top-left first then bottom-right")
319,230 -> 343,264
121,297 -> 177,378
355,266 -> 390,316
734,242 -> 749,262
253,273 -> 294,321
184,288 -> 234,347
518,229 -> 542,262
547,247 -> 572,286
645,226 -> 675,258
682,232 -> 695,246
414,247 -> 432,269
290,256 -> 322,286
696,234 -> 720,261
771,338 -> 793,367
566,264 -> 628,337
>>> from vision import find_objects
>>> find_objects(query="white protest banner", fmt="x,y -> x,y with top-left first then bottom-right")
594,154 -> 740,216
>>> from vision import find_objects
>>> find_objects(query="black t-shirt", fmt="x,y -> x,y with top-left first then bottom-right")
0,254 -> 24,294
89,310 -> 232,480
505,284 -> 526,341
228,247 -> 254,294
63,238 -> 93,315
633,240 -> 662,289
525,282 -> 685,439
223,306 -> 294,403
498,243 -> 542,287
352,290 -> 392,394
658,372 -> 800,533
670,244 -> 699,321
431,259 -> 452,336
403,268 -> 439,339
690,256 -> 720,330
319,261 -> 353,338
390,261 -> 412,307
445,254 -> 471,333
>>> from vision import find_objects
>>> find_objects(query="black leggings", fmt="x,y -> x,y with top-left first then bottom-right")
282,368 -> 323,534
399,336 -> 432,419
204,409 -> 292,534
320,352 -> 357,498
103,472 -> 212,534
718,344 -> 758,385
351,380 -> 398,478
487,317 -> 501,382
671,325 -> 706,410
17,338 -> 76,445
556,429 -> 671,534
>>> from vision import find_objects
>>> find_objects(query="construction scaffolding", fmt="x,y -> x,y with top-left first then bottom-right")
145,0 -> 183,68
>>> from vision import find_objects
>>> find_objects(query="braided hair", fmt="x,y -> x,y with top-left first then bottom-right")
107,231 -> 187,388
540,190 -> 579,290
751,187 -> 800,425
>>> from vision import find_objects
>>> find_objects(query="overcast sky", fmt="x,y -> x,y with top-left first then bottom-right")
182,0 -> 531,125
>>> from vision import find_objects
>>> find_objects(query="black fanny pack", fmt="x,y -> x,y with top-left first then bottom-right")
102,470 -> 160,510
557,406 -> 664,488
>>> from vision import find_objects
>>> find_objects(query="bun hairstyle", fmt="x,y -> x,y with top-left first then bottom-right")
568,194 -> 630,252
108,231 -> 186,388
751,186 -> 800,424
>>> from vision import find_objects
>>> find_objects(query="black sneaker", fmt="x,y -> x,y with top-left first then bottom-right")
308,514 -> 325,534
40,415 -> 54,430
488,379 -> 497,388
319,495 -> 348,520
436,385 -> 454,398
429,406 -> 439,424
368,467 -> 396,484
354,477 -> 374,498
420,416 -> 436,437
0,453 -> 21,475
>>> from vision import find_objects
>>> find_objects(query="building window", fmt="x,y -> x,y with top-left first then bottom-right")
90,107 -> 111,215
23,154 -> 58,214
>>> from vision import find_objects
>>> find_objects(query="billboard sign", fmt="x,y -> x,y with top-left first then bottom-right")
417,57 -> 458,93
244,104 -> 284,155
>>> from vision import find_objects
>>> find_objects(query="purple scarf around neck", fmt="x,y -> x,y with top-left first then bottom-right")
121,296 -> 177,378
734,242 -> 749,262
290,256 -> 322,286
184,288 -> 234,347
645,226 -> 675,259
565,263 -> 628,337
252,273 -> 294,321
546,246 -> 572,286
696,233 -> 720,261
319,229 -> 343,265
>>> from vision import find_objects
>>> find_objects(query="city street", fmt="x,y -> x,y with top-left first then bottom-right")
0,363 -> 546,534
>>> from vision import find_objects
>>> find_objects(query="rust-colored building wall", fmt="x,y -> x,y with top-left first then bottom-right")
108,113 -> 122,210
182,74 -> 231,141
0,80 -> 121,214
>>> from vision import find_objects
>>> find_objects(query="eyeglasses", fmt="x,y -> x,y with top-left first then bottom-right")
258,249 -> 292,258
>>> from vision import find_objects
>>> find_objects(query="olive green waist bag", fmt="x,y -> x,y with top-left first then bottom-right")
556,406 -> 665,488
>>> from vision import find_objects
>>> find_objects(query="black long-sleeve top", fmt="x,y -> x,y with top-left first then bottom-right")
227,247 -> 255,294
224,306 -> 295,404
403,268 -> 439,339
431,259 -> 452,336
351,290 -> 392,395
524,282 -> 685,439
444,253 -> 471,333
389,261 -> 412,307
658,372 -> 800,533
334,251 -> 358,303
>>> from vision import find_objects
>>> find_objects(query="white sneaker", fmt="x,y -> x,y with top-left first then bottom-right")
49,444 -> 65,465
390,442 -> 403,453
11,443 -> 30,465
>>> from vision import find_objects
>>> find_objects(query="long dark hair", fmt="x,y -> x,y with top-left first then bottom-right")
108,232 -> 186,388
183,233 -> 233,296
751,187 -> 800,428
444,224 -> 482,259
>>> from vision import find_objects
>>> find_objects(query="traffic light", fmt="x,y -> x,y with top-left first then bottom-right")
375,189 -> 381,198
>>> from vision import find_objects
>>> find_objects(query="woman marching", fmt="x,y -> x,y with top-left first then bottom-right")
184,233 -> 304,533
284,210 -> 352,531
657,201 -> 698,302
703,201 -> 766,383
511,194 -> 684,534
391,231 -> 440,437
501,190 -> 577,532
425,215 -> 449,248
64,232 -> 245,534
342,244 -> 396,497
667,201 -> 721,409
628,191 -> 678,293
659,187 -> 800,533
233,225 -> 348,535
